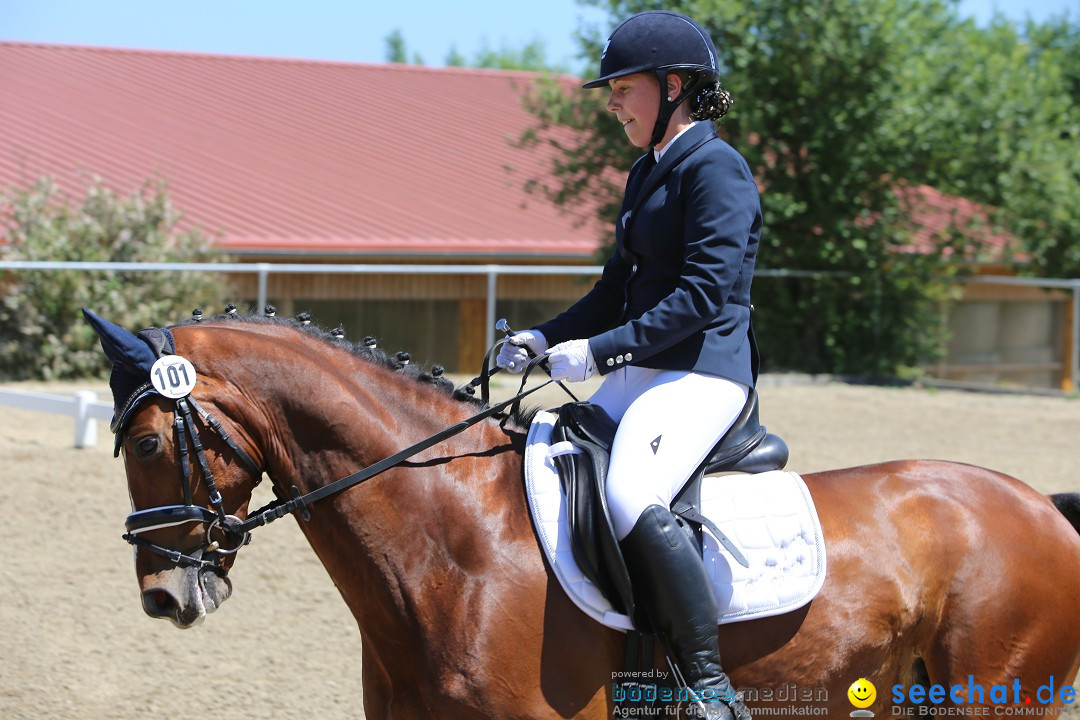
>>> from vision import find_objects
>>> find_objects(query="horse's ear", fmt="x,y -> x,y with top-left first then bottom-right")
82,308 -> 158,373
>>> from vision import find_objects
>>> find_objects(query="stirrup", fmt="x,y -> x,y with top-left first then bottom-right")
686,699 -> 722,720
686,700 -> 744,720
686,689 -> 752,720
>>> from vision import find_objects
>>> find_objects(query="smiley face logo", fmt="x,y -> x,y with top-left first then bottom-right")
847,678 -> 876,709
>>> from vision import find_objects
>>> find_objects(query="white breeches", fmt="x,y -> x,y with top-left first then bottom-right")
588,366 -> 749,540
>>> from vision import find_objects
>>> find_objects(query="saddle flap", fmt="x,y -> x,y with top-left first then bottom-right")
550,402 -> 636,619
558,401 -> 618,447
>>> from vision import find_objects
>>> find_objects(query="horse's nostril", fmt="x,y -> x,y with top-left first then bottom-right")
142,589 -> 179,619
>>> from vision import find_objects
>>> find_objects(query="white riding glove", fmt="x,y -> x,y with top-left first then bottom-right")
547,339 -> 595,383
495,329 -> 548,374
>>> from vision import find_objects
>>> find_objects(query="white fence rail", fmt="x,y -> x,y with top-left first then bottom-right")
0,388 -> 112,448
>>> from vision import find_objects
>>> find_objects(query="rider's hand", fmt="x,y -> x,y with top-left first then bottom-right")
547,339 -> 595,383
495,329 -> 548,374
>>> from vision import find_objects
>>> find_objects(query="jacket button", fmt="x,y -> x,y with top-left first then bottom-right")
606,358 -> 615,367
616,354 -> 624,363
625,352 -> 633,361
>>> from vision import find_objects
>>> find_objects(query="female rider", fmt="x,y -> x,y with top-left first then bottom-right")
498,10 -> 759,720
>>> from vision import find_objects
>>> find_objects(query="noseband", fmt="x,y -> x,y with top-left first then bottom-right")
122,394 -> 262,578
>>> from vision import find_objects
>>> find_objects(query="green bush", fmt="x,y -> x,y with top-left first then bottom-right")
0,177 -> 225,380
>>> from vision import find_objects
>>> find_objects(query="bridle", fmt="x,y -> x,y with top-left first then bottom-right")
121,341 -> 558,578
122,393 -> 262,578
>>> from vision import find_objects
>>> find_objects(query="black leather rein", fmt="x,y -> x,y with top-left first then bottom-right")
227,353 -> 554,536
125,350 -> 553,576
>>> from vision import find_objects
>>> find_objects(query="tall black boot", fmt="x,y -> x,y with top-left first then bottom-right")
620,504 -> 751,720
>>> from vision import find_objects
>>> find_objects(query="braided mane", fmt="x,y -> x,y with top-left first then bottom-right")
175,306 -> 538,426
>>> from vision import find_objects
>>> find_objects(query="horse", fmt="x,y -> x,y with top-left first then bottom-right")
87,310 -> 1080,719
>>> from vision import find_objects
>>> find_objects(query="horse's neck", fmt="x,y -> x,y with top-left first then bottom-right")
244,349 -> 527,642
258,362 -> 481,487
285,409 -> 526,663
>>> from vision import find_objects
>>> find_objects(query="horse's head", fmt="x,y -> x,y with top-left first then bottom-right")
85,309 -> 264,628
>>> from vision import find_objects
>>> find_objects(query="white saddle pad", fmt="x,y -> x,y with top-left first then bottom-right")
524,410 -> 827,631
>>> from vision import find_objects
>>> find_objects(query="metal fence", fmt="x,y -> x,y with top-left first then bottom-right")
2,261 -> 1078,393
1,260 -> 603,357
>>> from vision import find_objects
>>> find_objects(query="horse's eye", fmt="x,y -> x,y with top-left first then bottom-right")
134,436 -> 160,458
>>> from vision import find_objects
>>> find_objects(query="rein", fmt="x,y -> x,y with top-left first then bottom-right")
229,353 -> 554,536
125,343 -> 553,575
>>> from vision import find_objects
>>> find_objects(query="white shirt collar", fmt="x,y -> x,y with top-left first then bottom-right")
654,121 -> 700,162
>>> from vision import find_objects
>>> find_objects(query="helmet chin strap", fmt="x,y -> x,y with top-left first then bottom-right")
649,69 -> 708,148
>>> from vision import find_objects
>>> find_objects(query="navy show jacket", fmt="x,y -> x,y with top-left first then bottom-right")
536,121 -> 762,388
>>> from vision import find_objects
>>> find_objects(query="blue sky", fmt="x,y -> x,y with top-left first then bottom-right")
2,0 -> 1076,74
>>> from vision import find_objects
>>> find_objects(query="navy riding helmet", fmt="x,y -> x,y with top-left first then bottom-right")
583,10 -> 720,147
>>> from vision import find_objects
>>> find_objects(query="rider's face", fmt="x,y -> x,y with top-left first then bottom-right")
606,73 -> 661,149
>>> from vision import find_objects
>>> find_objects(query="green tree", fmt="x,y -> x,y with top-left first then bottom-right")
385,29 -> 424,65
469,37 -> 562,72
983,19 -> 1079,277
392,31 -> 560,72
523,0 -> 969,376
444,37 -> 562,72
890,15 -> 1080,277
445,45 -> 467,67
0,177 -> 224,380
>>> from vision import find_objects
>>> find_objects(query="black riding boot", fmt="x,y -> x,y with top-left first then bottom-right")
620,504 -> 751,720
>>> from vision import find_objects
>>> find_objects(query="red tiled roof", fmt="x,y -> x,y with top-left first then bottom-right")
895,183 -> 1016,263
0,41 -> 604,260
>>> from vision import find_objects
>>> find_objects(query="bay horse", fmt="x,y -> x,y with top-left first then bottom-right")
89,311 -> 1080,719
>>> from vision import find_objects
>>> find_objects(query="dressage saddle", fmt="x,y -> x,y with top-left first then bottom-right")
547,388 -> 789,623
